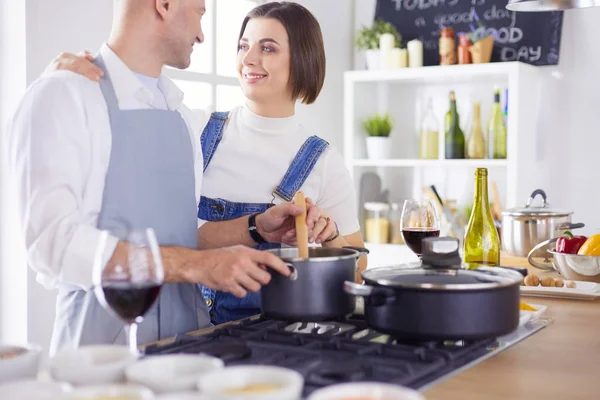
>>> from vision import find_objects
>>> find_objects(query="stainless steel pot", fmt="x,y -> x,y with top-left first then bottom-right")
501,189 -> 584,257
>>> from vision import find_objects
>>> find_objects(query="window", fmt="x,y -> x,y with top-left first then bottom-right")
165,0 -> 262,115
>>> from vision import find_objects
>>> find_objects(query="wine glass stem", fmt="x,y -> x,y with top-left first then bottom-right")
125,322 -> 138,354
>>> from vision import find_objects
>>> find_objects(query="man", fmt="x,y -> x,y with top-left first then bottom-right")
4,0 -> 322,355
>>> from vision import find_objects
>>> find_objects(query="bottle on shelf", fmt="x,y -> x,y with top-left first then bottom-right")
418,97 -> 439,159
487,86 -> 507,159
466,102 -> 485,159
463,168 -> 500,269
445,91 -> 465,159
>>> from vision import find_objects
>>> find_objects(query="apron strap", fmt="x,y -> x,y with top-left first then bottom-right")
272,135 -> 329,202
200,111 -> 229,172
90,55 -> 120,114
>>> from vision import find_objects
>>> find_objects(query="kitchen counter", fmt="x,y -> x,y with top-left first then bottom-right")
423,254 -> 600,400
145,254 -> 599,399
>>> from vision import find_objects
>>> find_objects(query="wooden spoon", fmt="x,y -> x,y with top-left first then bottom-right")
294,191 -> 309,259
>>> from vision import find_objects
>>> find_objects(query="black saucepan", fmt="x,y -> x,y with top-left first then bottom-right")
261,246 -> 369,321
345,237 -> 526,341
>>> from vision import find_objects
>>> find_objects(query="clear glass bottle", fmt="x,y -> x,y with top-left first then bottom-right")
463,168 -> 500,269
466,102 -> 486,159
487,86 -> 507,159
419,98 -> 439,159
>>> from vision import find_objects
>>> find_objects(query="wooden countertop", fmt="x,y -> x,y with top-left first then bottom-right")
423,254 -> 600,400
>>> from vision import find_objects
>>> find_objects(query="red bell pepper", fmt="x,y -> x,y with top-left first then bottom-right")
555,231 -> 587,254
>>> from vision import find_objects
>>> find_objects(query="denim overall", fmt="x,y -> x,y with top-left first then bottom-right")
50,55 -> 210,355
198,111 -> 329,325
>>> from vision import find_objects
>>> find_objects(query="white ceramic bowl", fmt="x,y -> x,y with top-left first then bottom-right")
156,393 -> 211,400
197,365 -> 304,400
67,384 -> 154,399
0,379 -> 71,399
0,343 -> 42,383
126,354 -> 224,393
307,382 -> 425,400
49,345 -> 138,386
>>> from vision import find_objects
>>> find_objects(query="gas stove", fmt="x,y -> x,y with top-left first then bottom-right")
143,314 -> 550,398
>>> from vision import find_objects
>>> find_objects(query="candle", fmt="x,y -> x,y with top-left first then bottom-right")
407,39 -> 424,68
379,33 -> 395,51
391,48 -> 408,69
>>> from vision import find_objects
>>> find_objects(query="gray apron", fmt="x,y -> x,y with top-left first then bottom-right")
49,55 -> 210,356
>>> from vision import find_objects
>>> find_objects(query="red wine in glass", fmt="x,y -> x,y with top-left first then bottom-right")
401,227 -> 441,256
102,281 -> 162,323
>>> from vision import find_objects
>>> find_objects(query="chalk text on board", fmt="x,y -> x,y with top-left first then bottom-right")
501,46 -> 542,62
392,0 -> 459,12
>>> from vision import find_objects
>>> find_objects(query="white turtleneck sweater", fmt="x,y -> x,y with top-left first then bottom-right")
198,104 -> 360,236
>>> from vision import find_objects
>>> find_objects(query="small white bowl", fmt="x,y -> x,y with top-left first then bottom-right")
0,343 -> 42,383
307,382 -> 425,400
126,354 -> 224,393
197,365 -> 303,400
49,345 -> 138,386
67,384 -> 154,399
0,379 -> 71,399
156,393 -> 211,400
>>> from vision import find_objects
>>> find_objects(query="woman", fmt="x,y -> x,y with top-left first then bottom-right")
47,2 -> 366,325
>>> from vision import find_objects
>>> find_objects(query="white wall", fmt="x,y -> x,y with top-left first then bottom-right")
0,0 -> 28,345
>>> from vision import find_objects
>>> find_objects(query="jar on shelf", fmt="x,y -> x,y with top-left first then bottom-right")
364,202 -> 391,244
439,27 -> 456,65
389,202 -> 404,244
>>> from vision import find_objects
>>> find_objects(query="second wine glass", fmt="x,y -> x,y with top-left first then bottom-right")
400,199 -> 441,258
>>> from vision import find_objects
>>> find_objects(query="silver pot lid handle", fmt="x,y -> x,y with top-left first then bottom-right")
527,237 -> 558,271
526,189 -> 548,208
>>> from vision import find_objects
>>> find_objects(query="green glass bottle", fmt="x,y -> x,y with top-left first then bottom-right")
445,91 -> 465,159
463,168 -> 500,269
487,86 -> 507,159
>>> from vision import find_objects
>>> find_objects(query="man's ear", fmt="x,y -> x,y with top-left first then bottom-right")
155,0 -> 172,20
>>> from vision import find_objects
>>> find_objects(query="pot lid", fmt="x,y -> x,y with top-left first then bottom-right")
362,237 -> 523,290
502,189 -> 572,217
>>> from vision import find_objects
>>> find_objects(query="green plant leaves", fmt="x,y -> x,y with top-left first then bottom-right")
361,113 -> 393,137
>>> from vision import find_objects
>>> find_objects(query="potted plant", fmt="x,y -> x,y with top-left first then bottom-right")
466,20 -> 494,64
362,113 -> 393,159
356,19 -> 402,70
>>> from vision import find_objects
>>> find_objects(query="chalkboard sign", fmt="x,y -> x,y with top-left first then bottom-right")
374,0 -> 563,66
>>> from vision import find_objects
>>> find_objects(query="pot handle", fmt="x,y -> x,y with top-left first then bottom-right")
343,246 -> 370,258
527,238 -> 558,271
285,262 -> 298,281
557,222 -> 585,231
344,281 -> 394,297
526,189 -> 548,208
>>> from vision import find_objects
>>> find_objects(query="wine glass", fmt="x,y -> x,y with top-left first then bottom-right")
400,199 -> 441,259
93,227 -> 164,354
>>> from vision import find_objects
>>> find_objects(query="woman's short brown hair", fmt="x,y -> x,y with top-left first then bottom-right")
238,2 -> 326,105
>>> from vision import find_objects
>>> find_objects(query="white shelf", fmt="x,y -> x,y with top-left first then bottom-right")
344,61 -> 538,84
352,159 -> 508,168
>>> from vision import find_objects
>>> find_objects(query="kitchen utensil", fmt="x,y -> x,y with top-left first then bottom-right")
345,237 -> 524,340
261,246 -> 369,321
67,384 -> 154,400
307,382 -> 424,400
0,344 -> 41,384
428,185 -> 464,239
501,189 -> 584,257
293,191 -> 309,259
